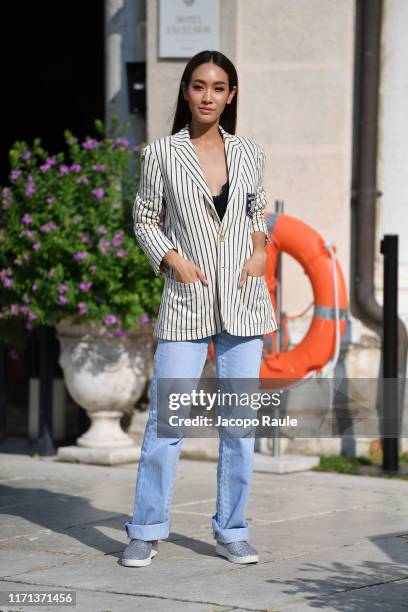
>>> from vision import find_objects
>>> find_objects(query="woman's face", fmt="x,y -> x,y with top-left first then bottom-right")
183,62 -> 236,125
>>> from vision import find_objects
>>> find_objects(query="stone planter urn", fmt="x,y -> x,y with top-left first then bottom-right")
55,320 -> 154,465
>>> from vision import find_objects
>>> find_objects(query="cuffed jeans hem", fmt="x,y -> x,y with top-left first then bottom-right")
211,515 -> 249,544
124,519 -> 170,541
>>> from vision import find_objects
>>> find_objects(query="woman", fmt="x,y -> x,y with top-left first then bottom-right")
122,50 -> 278,567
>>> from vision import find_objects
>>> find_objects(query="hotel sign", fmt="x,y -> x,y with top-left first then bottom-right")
159,0 -> 219,58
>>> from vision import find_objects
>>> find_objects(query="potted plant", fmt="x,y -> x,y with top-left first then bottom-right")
0,117 -> 162,462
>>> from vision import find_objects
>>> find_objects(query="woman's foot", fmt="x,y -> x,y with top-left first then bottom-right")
121,538 -> 159,567
215,540 -> 259,564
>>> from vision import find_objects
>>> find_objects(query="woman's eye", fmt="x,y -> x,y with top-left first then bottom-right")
192,86 -> 225,91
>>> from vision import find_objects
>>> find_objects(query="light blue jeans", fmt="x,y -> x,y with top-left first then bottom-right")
124,330 -> 264,544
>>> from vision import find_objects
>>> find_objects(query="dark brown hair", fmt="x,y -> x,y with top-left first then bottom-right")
170,50 -> 238,135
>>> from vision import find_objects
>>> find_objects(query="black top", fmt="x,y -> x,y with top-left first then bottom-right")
212,180 -> 229,221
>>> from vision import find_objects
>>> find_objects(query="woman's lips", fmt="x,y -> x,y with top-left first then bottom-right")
199,107 -> 214,114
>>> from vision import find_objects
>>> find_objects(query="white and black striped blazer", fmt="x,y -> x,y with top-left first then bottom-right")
132,121 -> 279,341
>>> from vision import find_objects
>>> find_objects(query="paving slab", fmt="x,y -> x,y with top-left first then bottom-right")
0,453 -> 407,611
0,580 -> 236,612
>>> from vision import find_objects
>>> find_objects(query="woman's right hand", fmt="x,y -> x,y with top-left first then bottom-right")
163,250 -> 208,285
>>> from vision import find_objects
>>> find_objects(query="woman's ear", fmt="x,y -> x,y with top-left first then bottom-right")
228,85 -> 237,104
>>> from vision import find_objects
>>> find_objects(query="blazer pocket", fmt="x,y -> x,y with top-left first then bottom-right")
167,276 -> 202,297
240,275 -> 269,310
165,277 -> 202,309
157,276 -> 204,333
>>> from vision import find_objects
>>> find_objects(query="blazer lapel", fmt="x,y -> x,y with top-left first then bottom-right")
171,122 -> 242,219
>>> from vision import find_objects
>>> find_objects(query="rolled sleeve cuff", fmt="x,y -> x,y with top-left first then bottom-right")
251,217 -> 271,244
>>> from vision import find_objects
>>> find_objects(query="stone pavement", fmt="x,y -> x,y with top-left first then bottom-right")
0,452 -> 407,611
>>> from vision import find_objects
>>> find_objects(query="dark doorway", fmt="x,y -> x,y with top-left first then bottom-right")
0,1 -> 105,446
1,1 -> 105,184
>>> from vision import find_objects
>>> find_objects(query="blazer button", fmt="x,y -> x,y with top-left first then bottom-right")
219,234 -> 225,242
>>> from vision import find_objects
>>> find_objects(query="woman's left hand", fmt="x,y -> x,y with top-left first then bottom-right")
239,249 -> 268,287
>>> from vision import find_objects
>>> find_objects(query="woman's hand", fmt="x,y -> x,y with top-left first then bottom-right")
239,248 -> 268,287
163,250 -> 208,285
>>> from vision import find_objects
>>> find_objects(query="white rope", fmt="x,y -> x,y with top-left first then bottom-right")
268,239 -> 341,397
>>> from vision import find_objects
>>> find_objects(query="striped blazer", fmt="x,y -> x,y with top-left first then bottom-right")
132,121 -> 279,341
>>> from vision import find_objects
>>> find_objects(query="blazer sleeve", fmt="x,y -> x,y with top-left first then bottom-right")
132,145 -> 177,277
250,146 -> 272,244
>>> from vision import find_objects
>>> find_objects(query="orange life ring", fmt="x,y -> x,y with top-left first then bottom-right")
208,213 -> 348,382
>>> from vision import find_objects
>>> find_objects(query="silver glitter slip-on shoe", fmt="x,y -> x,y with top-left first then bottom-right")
215,540 -> 259,564
121,539 -> 159,567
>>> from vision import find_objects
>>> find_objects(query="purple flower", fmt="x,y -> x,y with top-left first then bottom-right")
20,305 -> 29,315
73,251 -> 89,261
106,331 -> 114,338
46,196 -> 54,205
40,222 -> 58,233
92,163 -> 106,172
114,137 -> 129,148
32,242 -> 41,251
103,314 -> 117,326
28,311 -> 38,321
23,253 -> 30,262
25,177 -> 36,197
75,175 -> 90,185
11,169 -> 22,180
89,265 -> 97,274
3,277 -> 13,288
98,239 -> 110,255
97,226 -> 107,235
10,304 -> 18,315
59,165 -> 70,175
139,314 -> 150,325
115,249 -> 128,257
114,327 -> 126,337
2,187 -> 14,208
70,163 -> 81,172
19,229 -> 35,239
48,269 -> 55,277
92,188 -> 105,200
57,295 -> 68,305
58,284 -> 69,293
39,157 -> 57,173
111,232 -> 123,247
79,281 -> 92,292
47,156 -> 57,167
32,283 -> 38,291
79,231 -> 92,245
22,151 -> 32,161
26,321 -> 33,331
22,213 -> 32,225
132,145 -> 141,153
82,138 -> 100,149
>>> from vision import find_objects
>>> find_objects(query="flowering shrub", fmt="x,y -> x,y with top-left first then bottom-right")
0,117 -> 164,350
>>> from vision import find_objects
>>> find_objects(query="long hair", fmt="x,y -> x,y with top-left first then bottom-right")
170,50 -> 238,135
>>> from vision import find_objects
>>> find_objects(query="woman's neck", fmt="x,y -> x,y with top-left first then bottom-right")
188,120 -> 222,146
